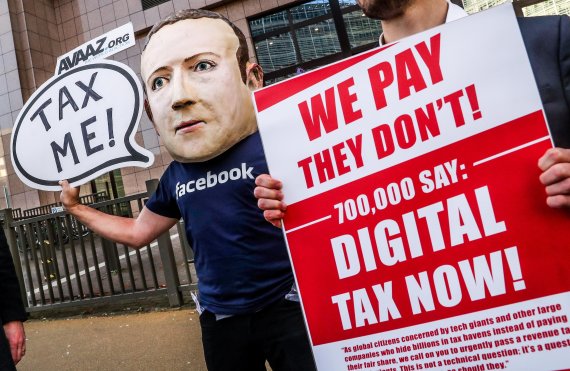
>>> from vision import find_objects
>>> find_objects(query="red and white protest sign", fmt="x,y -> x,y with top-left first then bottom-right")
254,4 -> 570,371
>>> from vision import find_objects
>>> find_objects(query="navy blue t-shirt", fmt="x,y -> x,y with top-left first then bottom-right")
146,132 -> 294,315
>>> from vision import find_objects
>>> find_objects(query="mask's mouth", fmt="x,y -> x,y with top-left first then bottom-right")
175,120 -> 204,133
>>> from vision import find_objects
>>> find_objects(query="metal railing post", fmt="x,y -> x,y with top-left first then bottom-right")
102,237 -> 120,272
146,179 -> 182,307
3,208 -> 28,308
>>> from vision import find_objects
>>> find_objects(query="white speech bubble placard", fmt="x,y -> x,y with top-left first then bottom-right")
11,60 -> 154,191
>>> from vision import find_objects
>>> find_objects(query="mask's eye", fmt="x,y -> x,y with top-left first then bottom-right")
151,77 -> 168,91
195,61 -> 215,72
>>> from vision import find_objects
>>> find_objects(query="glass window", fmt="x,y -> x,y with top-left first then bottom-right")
266,73 -> 298,86
522,0 -> 570,15
113,169 -> 125,198
249,0 -> 380,84
141,0 -> 169,11
463,0 -> 569,16
291,0 -> 332,23
462,0 -> 509,13
343,9 -> 381,48
297,20 -> 341,62
338,0 -> 358,9
249,10 -> 289,37
255,33 -> 297,73
91,169 -> 124,199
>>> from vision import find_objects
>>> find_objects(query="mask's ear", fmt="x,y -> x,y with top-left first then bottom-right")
245,62 -> 264,90
144,99 -> 159,134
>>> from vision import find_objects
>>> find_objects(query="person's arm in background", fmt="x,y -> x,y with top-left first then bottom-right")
254,174 -> 287,228
0,227 -> 27,365
59,180 -> 178,248
538,16 -> 570,210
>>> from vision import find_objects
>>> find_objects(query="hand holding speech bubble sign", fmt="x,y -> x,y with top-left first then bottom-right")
11,60 -> 154,191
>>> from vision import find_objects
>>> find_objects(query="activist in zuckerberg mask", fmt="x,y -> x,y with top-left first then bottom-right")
141,14 -> 263,163
60,10 -> 317,371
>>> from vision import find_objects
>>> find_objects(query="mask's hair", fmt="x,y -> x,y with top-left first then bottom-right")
143,9 -> 249,83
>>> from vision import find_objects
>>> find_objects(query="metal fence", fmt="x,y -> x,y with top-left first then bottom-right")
2,180 -> 197,313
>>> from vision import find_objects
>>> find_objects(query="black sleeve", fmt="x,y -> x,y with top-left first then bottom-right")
145,172 -> 182,220
559,15 -> 570,135
0,228 -> 28,324
519,15 -> 570,148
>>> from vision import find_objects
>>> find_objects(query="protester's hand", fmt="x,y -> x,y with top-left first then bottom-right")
538,147 -> 570,208
254,174 -> 287,228
59,180 -> 81,211
3,321 -> 25,364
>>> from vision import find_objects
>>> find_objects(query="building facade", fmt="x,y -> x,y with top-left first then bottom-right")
0,0 -> 566,212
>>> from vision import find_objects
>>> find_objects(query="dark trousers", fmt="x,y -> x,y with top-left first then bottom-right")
0,327 -> 16,371
199,298 -> 317,371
